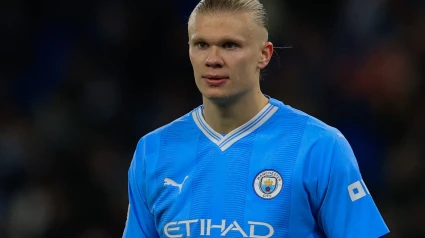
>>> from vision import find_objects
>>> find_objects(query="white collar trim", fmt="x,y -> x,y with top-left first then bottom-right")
192,103 -> 278,151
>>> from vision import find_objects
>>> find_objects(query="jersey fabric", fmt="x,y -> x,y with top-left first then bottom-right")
123,97 -> 389,238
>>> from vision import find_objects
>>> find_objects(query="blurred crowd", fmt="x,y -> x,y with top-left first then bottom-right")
0,0 -> 424,237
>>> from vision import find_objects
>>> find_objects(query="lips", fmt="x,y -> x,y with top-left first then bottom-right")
202,75 -> 228,86
203,75 -> 228,80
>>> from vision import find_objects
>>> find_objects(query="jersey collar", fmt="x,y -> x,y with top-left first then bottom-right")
192,101 -> 278,151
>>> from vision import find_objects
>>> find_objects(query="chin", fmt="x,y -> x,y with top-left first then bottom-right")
202,90 -> 239,106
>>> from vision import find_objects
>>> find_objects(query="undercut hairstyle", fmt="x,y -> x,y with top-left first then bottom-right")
188,0 -> 269,31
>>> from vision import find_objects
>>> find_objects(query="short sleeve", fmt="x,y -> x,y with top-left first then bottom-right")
122,140 -> 159,238
312,131 -> 390,238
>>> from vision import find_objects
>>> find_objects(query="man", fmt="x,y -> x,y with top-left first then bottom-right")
123,0 -> 390,237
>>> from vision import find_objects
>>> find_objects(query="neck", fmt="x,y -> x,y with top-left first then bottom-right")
202,89 -> 269,134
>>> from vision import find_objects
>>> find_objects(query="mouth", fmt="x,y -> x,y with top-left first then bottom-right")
202,75 -> 229,86
202,75 -> 229,80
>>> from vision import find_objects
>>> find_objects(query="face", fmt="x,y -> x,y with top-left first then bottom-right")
188,12 -> 273,103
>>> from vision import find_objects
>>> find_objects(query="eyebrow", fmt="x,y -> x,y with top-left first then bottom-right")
190,35 -> 246,44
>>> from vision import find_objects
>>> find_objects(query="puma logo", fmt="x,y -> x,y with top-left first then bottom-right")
164,175 -> 189,194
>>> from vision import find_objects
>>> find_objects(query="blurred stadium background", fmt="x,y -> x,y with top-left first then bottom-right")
0,0 -> 424,237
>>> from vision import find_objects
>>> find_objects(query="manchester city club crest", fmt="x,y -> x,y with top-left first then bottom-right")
253,170 -> 283,199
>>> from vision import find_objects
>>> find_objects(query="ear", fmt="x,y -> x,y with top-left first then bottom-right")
258,42 -> 274,70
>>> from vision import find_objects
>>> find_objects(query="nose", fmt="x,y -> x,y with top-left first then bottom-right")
205,46 -> 223,68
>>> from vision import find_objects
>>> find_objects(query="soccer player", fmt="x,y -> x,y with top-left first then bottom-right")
123,0 -> 390,237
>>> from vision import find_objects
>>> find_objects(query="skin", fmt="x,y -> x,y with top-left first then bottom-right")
188,11 -> 274,134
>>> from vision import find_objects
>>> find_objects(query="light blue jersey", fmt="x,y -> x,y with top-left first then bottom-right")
123,97 -> 389,238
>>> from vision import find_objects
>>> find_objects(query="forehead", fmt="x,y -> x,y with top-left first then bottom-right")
189,12 -> 259,42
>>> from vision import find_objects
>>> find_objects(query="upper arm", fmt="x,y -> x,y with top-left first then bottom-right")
122,140 -> 159,238
311,131 -> 389,238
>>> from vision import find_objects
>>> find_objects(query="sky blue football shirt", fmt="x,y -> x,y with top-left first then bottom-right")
123,97 -> 389,238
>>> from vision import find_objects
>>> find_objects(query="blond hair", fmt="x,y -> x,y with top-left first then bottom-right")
188,0 -> 268,31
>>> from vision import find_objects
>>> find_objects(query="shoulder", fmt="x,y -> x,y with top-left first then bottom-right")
269,98 -> 360,187
278,102 -> 357,177
270,97 -> 345,143
304,114 -> 347,147
303,115 -> 355,171
134,106 -> 200,155
270,97 -> 351,158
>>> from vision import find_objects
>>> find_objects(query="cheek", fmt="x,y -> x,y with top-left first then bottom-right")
236,55 -> 258,75
234,55 -> 260,85
189,49 -> 198,63
189,53 -> 195,65
189,56 -> 200,73
239,51 -> 259,68
189,52 -> 206,68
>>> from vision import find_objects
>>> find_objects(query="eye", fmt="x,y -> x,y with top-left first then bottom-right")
197,42 -> 208,49
223,42 -> 238,49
